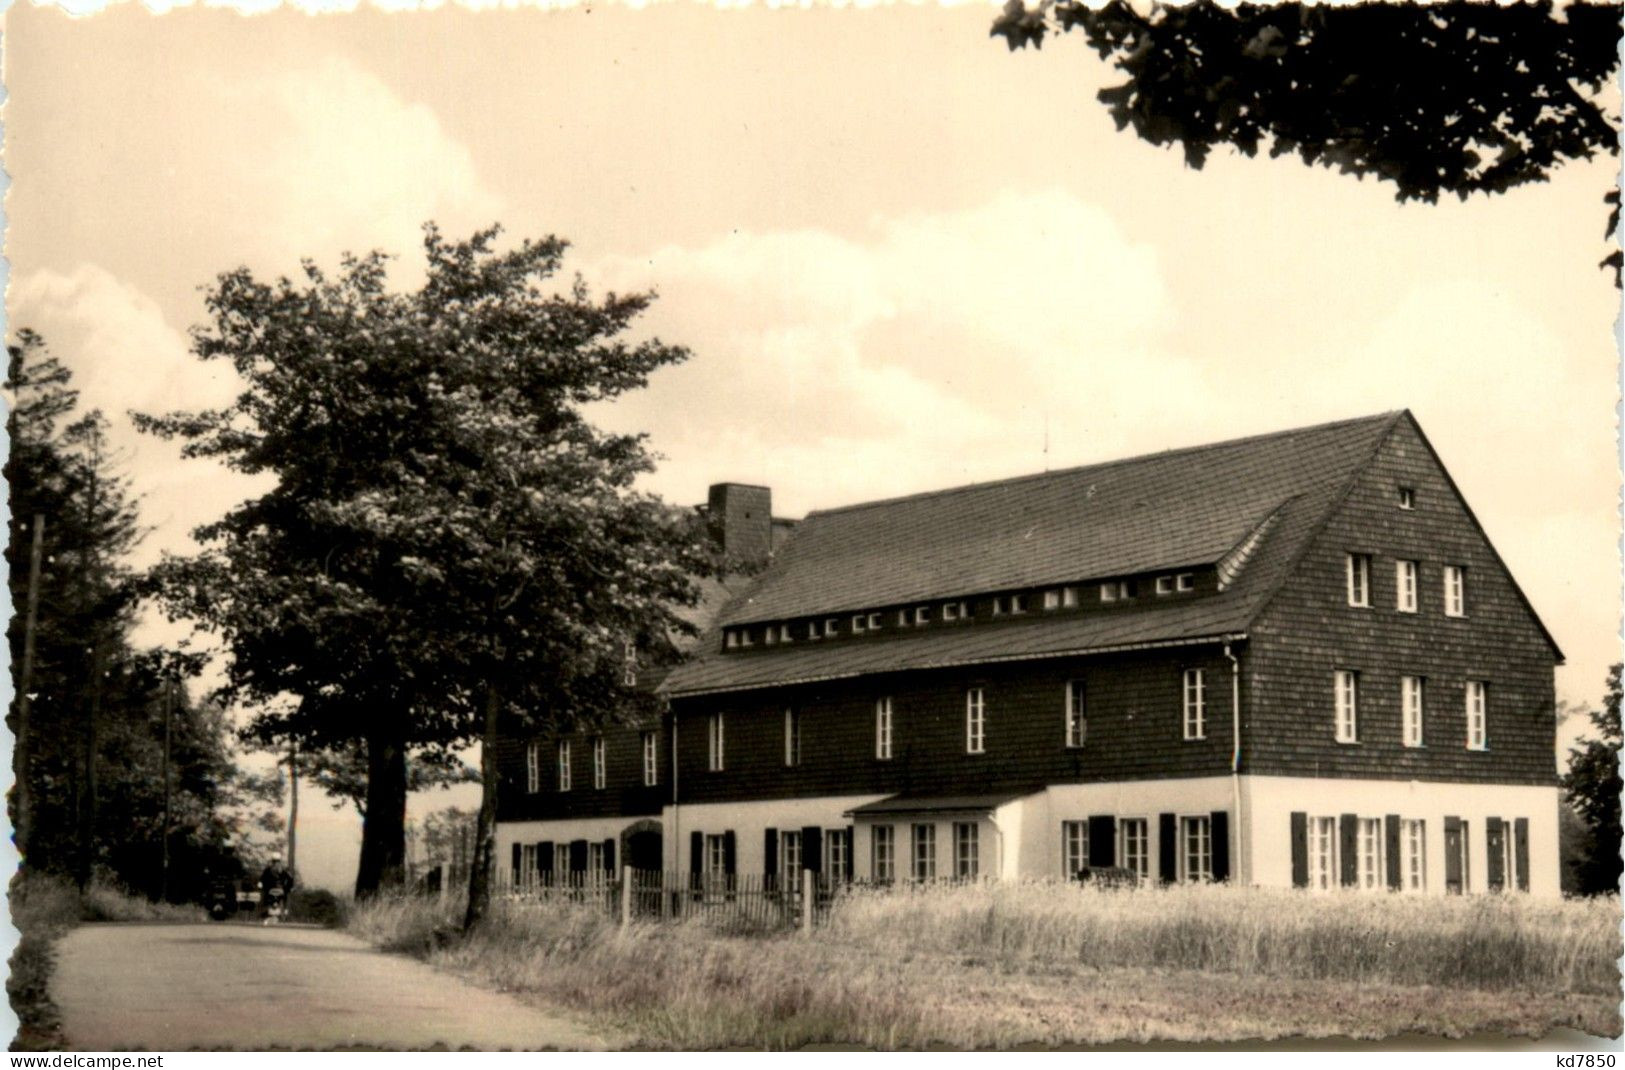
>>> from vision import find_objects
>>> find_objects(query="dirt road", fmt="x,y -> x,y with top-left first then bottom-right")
50,922 -> 616,1051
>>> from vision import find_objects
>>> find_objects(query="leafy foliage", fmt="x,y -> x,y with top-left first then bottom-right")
1561,663 -> 1622,896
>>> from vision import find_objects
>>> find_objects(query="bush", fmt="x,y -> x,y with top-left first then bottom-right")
287,888 -> 348,927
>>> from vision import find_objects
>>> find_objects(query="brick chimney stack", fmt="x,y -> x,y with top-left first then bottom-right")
707,483 -> 773,567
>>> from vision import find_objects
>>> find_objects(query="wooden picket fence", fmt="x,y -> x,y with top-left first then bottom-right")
497,867 -> 849,932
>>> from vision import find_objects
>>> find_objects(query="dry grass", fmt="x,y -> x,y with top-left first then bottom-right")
348,883 -> 1623,1050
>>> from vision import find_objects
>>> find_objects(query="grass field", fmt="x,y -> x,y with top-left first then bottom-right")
349,881 -> 1622,1049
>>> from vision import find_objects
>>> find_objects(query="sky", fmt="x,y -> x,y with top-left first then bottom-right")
4,1 -> 1620,891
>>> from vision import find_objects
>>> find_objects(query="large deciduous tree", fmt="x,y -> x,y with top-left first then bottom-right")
992,0 -> 1622,276
139,225 -> 714,903
1561,663 -> 1622,896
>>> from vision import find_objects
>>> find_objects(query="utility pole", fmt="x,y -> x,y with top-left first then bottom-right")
287,738 -> 299,877
15,514 -> 44,857
159,677 -> 173,903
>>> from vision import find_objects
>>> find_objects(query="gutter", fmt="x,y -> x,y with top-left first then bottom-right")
664,632 -> 1250,700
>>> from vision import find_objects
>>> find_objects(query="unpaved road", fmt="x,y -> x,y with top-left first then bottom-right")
51,922 -> 616,1051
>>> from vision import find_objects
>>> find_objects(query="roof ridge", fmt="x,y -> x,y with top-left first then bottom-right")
805,410 -> 1404,520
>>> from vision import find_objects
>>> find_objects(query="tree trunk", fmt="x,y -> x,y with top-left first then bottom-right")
287,739 -> 299,878
354,719 -> 408,899
463,683 -> 503,931
14,513 -> 44,858
76,632 -> 106,891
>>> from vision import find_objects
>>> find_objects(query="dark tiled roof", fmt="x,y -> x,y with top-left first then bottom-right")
848,790 -> 1039,816
664,412 -> 1402,697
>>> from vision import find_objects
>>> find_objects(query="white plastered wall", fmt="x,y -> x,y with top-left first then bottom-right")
663,795 -> 889,876
1242,775 -> 1561,896
496,815 -> 646,869
1032,777 -> 1239,881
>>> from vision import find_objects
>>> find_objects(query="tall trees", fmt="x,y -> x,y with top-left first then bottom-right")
1562,663 -> 1622,896
140,224 -> 714,903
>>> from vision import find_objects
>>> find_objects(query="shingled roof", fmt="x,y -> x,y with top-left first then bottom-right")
662,412 -> 1405,697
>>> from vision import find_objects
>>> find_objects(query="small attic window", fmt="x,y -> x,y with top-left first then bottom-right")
1398,487 -> 1416,510
852,614 -> 867,634
915,606 -> 930,625
942,602 -> 965,622
868,612 -> 883,630
992,596 -> 1006,616
739,629 -> 754,647
824,618 -> 839,638
808,621 -> 821,641
897,609 -> 910,627
779,624 -> 792,643
1101,581 -> 1135,603
1010,593 -> 1028,614
1043,590 -> 1060,610
1176,573 -> 1195,592
725,630 -> 739,649
765,627 -> 777,646
1155,576 -> 1174,596
1062,587 -> 1078,608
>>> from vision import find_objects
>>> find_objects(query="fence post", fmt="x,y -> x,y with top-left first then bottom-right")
620,866 -> 633,928
801,867 -> 814,935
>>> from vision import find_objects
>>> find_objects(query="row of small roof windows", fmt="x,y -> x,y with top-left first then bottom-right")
722,571 -> 1199,650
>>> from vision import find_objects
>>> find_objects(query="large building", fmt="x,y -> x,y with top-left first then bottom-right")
494,412 -> 1563,895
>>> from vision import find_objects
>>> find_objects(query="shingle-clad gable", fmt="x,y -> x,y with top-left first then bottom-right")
664,412 -> 1405,697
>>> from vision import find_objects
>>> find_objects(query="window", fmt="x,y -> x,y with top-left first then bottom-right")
1101,581 -> 1133,602
874,697 -> 893,760
588,841 -> 605,873
1009,593 -> 1027,614
642,730 -> 658,787
1398,486 -> 1416,510
705,834 -> 727,879
1335,670 -> 1359,744
708,713 -> 725,771
764,627 -> 777,646
553,842 -> 569,875
1062,820 -> 1088,878
1402,819 -> 1426,892
822,828 -> 849,880
1182,668 -> 1206,740
941,602 -> 965,622
780,830 -> 802,885
1396,559 -> 1418,613
725,630 -> 739,649
783,708 -> 801,767
1358,817 -> 1384,890
824,618 -> 839,638
1156,575 -> 1174,596
852,614 -> 867,634
1062,586 -> 1078,607
807,621 -> 821,641
1346,553 -> 1371,607
1402,676 -> 1425,747
1466,681 -> 1487,750
1444,565 -> 1466,617
779,624 -> 792,644
867,611 -> 882,631
915,605 -> 931,625
1176,573 -> 1195,592
965,688 -> 986,754
1119,819 -> 1149,882
520,843 -> 538,886
872,825 -> 896,882
557,740 -> 572,792
911,824 -> 937,880
1043,589 -> 1061,610
525,741 -> 541,794
1496,821 -> 1521,891
1065,679 -> 1087,748
739,629 -> 753,647
1180,816 -> 1212,882
1309,816 -> 1338,891
992,596 -> 1007,616
592,736 -> 606,790
954,822 -> 979,878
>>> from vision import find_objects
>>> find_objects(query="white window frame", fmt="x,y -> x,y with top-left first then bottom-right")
992,596 -> 1007,616
1499,822 -> 1521,891
851,614 -> 867,634
780,830 -> 802,885
1402,675 -> 1425,748
708,713 -> 725,771
588,841 -> 605,874
1309,815 -> 1339,892
875,696 -> 893,760
557,740 -> 572,792
1176,572 -> 1195,592
808,621 -> 821,641
765,626 -> 777,646
911,823 -> 937,881
953,822 -> 979,879
872,825 -> 896,882
705,833 -> 727,879
520,843 -> 538,886
1065,679 -> 1087,748
1466,680 -> 1488,750
965,688 -> 986,754
783,707 -> 801,767
738,628 -> 753,647
525,741 -> 541,794
1444,565 -> 1466,617
1156,575 -> 1174,596
940,602 -> 960,622
1009,593 -> 1027,614
642,730 -> 658,787
553,842 -> 569,875
915,605 -> 931,625
1402,818 -> 1426,892
1396,559 -> 1418,613
1357,816 -> 1384,890
1062,820 -> 1088,878
725,630 -> 739,650
1043,589 -> 1061,610
1182,668 -> 1206,741
1180,815 -> 1212,883
824,618 -> 839,637
1119,818 -> 1149,883
867,611 -> 882,631
1061,586 -> 1078,607
824,828 -> 849,881
779,624 -> 792,644
1398,486 -> 1416,510
1346,553 -> 1371,607
1335,670 -> 1359,744
592,735 -> 606,790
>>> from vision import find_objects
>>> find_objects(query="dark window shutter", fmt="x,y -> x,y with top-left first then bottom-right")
844,826 -> 855,881
1385,815 -> 1401,890
723,830 -> 737,876
764,827 -> 779,888
511,843 -> 522,884
1087,815 -> 1117,868
603,838 -> 616,872
1158,813 -> 1177,883
1209,810 -> 1230,883
690,830 -> 704,875
569,839 -> 588,873
1514,818 -> 1530,892
1443,816 -> 1462,891
1486,817 -> 1505,891
538,840 -> 554,874
802,826 -> 823,873
1339,814 -> 1358,887
1290,812 -> 1308,888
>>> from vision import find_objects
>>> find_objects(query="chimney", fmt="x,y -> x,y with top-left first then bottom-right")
707,483 -> 773,567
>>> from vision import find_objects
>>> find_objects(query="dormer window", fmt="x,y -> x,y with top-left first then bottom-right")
739,629 -> 753,647
1062,586 -> 1078,607
942,601 -> 967,621
897,609 -> 909,627
915,606 -> 930,625
808,621 -> 821,641
992,596 -> 1007,616
1176,573 -> 1194,592
1101,581 -> 1134,602
1398,487 -> 1416,510
725,630 -> 739,649
1043,590 -> 1061,610
1156,576 -> 1174,596
1009,593 -> 1027,614
765,627 -> 777,646
824,618 -> 839,638
868,612 -> 883,631
852,614 -> 867,634
778,624 -> 792,644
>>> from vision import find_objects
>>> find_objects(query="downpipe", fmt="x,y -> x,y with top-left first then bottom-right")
1225,642 -> 1243,885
